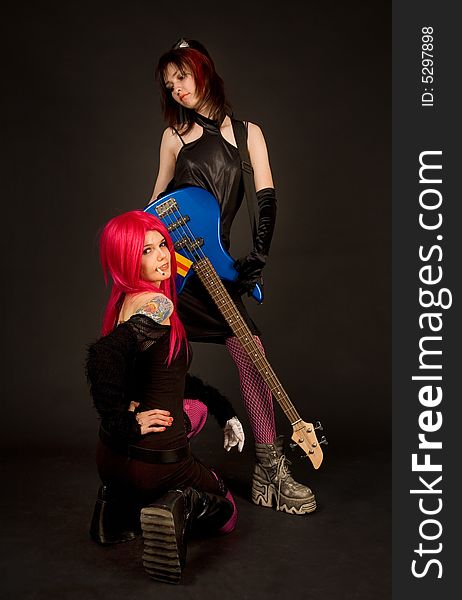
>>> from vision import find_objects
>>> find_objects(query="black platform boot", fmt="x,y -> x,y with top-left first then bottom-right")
140,488 -> 234,584
252,436 -> 316,515
90,485 -> 139,545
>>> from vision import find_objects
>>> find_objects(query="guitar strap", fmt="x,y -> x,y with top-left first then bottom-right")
231,118 -> 258,243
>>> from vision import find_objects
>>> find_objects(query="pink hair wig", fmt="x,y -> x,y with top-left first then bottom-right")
99,210 -> 186,364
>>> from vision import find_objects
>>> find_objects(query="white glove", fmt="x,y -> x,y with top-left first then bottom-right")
223,417 -> 245,452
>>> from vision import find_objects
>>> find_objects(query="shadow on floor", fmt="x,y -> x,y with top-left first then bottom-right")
1,431 -> 390,600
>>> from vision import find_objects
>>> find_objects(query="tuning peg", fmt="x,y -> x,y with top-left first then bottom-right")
319,436 -> 328,446
315,421 -> 323,431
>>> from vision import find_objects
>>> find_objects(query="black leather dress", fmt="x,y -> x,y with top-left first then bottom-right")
166,113 -> 260,343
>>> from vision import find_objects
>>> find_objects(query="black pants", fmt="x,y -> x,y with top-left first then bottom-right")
96,440 -> 225,506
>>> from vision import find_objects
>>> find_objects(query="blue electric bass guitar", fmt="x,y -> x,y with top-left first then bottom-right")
144,186 -> 326,469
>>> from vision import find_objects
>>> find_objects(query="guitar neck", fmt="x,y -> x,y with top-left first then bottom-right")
193,259 -> 301,425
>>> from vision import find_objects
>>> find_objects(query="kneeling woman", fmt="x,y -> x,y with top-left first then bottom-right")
86,210 -> 237,584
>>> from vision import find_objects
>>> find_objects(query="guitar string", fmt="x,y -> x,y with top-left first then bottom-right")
153,197 -> 300,424
158,201 -> 301,424
147,198 -> 321,451
163,208 -> 323,447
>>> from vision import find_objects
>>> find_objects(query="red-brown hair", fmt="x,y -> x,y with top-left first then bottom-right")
155,40 -> 231,134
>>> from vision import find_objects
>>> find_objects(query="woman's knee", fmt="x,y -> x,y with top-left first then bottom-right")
183,398 -> 208,439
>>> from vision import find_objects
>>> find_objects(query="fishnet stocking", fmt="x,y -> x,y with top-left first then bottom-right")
183,399 -> 208,439
225,336 -> 276,444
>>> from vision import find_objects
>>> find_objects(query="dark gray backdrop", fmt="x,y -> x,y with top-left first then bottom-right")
2,0 -> 390,453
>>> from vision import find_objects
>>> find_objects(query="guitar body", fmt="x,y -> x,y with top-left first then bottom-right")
144,186 -> 263,303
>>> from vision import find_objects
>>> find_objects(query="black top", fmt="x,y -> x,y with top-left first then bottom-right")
166,113 -> 244,251
166,113 -> 260,343
86,315 -> 236,448
132,330 -> 189,450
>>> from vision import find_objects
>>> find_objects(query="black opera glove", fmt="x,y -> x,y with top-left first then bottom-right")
234,251 -> 266,294
234,187 -> 277,293
253,187 -> 278,256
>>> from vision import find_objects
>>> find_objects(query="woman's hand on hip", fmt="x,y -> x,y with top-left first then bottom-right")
128,402 -> 173,434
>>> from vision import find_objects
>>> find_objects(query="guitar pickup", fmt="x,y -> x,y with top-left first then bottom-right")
175,237 -> 204,251
155,198 -> 179,217
167,215 -> 190,232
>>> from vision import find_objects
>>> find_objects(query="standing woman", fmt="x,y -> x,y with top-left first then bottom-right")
86,211 -> 237,584
151,39 -> 316,515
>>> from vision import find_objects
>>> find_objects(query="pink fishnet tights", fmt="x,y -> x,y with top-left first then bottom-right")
183,399 -> 208,439
225,336 -> 276,444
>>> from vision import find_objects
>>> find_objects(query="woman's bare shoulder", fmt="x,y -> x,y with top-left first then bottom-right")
133,293 -> 173,324
247,121 -> 265,140
131,291 -> 171,309
121,292 -> 173,324
161,126 -> 180,146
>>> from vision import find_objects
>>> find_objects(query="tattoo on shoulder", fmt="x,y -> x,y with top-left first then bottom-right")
135,296 -> 173,323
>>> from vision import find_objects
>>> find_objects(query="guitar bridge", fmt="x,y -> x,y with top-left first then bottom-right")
155,198 -> 179,217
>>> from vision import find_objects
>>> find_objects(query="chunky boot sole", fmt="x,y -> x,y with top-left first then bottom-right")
140,506 -> 183,584
252,479 -> 317,515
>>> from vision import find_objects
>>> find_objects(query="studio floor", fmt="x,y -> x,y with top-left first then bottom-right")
1,429 -> 390,600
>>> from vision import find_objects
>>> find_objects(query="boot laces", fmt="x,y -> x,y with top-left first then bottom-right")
275,454 -> 293,510
276,453 -> 292,480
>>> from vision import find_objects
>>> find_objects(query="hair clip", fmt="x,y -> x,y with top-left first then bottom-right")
173,38 -> 190,49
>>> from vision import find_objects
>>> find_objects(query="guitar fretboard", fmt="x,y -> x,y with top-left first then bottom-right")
193,258 -> 301,425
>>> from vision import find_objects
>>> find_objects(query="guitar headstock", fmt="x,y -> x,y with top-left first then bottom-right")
291,420 -> 326,469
